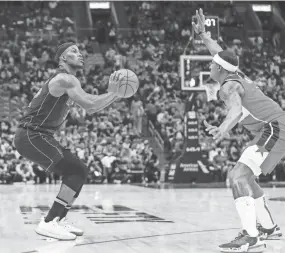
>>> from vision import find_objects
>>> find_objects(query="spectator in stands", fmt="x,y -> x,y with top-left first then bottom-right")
87,154 -> 105,184
33,164 -> 47,184
110,159 -> 130,184
129,154 -> 144,183
144,148 -> 160,183
15,161 -> 35,183
131,96 -> 144,135
101,152 -> 117,183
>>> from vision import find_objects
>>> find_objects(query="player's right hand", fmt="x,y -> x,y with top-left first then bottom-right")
204,120 -> 216,131
108,71 -> 123,96
192,8 -> 206,35
204,120 -> 230,144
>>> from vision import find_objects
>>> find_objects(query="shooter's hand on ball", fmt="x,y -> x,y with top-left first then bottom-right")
108,71 -> 123,96
204,120 -> 230,144
192,8 -> 206,35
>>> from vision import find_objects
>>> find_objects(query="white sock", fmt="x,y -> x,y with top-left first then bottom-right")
235,196 -> 259,237
255,195 -> 275,229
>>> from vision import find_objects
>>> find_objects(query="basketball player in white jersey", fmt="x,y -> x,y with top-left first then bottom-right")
193,9 -> 282,253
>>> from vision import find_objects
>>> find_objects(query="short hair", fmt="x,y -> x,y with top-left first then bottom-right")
54,42 -> 75,62
213,50 -> 239,72
218,50 -> 239,67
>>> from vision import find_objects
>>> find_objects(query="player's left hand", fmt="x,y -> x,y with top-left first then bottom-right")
204,120 -> 229,144
108,71 -> 123,96
192,8 -> 206,35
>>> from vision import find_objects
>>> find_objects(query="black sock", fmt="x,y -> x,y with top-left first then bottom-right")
60,205 -> 71,220
45,200 -> 67,222
59,185 -> 83,220
45,182 -> 78,223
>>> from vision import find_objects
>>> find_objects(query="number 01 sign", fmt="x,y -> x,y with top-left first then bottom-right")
192,16 -> 219,46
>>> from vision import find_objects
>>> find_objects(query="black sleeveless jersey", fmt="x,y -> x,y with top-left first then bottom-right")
18,69 -> 74,134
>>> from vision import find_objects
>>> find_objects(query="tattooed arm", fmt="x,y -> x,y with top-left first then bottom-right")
206,81 -> 244,143
218,81 -> 244,134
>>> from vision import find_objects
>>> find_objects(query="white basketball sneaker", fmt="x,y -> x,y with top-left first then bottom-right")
35,217 -> 76,240
60,217 -> 84,236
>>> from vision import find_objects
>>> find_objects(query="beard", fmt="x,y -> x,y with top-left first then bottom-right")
68,61 -> 84,69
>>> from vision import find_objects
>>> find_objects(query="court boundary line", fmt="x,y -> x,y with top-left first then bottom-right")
21,227 -> 240,253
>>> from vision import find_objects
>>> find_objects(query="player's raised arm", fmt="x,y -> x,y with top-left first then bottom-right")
49,72 -> 122,114
192,8 -> 223,56
218,81 -> 244,134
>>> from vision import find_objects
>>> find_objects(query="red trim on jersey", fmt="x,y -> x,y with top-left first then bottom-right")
256,121 -> 280,152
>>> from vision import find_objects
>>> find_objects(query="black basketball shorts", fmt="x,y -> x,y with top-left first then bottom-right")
14,127 -> 65,171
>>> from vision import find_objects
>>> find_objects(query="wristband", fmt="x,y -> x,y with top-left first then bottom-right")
198,31 -> 205,35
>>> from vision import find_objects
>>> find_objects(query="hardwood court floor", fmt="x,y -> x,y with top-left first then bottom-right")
0,184 -> 284,253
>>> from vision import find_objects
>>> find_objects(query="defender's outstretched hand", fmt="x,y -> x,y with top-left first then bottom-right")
192,8 -> 206,35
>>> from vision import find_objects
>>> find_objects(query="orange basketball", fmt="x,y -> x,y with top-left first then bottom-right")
116,69 -> 139,98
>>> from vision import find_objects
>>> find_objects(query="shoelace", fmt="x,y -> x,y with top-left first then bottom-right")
62,219 -> 75,228
51,221 -> 67,231
231,232 -> 246,242
257,223 -> 262,231
50,218 -> 60,227
256,223 -> 265,236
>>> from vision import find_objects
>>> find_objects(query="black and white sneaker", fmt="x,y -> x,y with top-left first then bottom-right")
257,223 -> 282,240
219,230 -> 266,252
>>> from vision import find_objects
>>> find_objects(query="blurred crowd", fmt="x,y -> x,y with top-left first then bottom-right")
121,1 -> 285,182
1,1 -> 285,184
0,2 -> 160,185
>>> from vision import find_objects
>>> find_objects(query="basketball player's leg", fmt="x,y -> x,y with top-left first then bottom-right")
219,139 -> 285,252
255,144 -> 284,240
219,162 -> 266,252
229,163 -> 262,234
60,185 -> 83,220
251,120 -> 285,239
229,163 -> 281,240
14,129 -> 87,239
228,162 -> 276,232
244,175 -> 280,238
14,129 -> 76,239
45,149 -> 88,236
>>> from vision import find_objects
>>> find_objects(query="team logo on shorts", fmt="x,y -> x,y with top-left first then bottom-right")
256,145 -> 268,157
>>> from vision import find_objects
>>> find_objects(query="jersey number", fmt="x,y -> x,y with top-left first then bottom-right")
28,88 -> 42,108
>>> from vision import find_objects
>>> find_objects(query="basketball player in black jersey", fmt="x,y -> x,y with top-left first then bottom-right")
14,42 -> 124,240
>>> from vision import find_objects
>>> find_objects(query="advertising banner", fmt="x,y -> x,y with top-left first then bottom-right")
169,109 -> 212,183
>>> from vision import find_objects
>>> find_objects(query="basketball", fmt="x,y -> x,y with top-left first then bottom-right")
116,69 -> 139,98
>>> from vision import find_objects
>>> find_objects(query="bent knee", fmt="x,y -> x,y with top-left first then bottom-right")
231,176 -> 254,197
228,162 -> 255,181
71,162 -> 89,183
55,151 -> 89,182
228,162 -> 256,189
